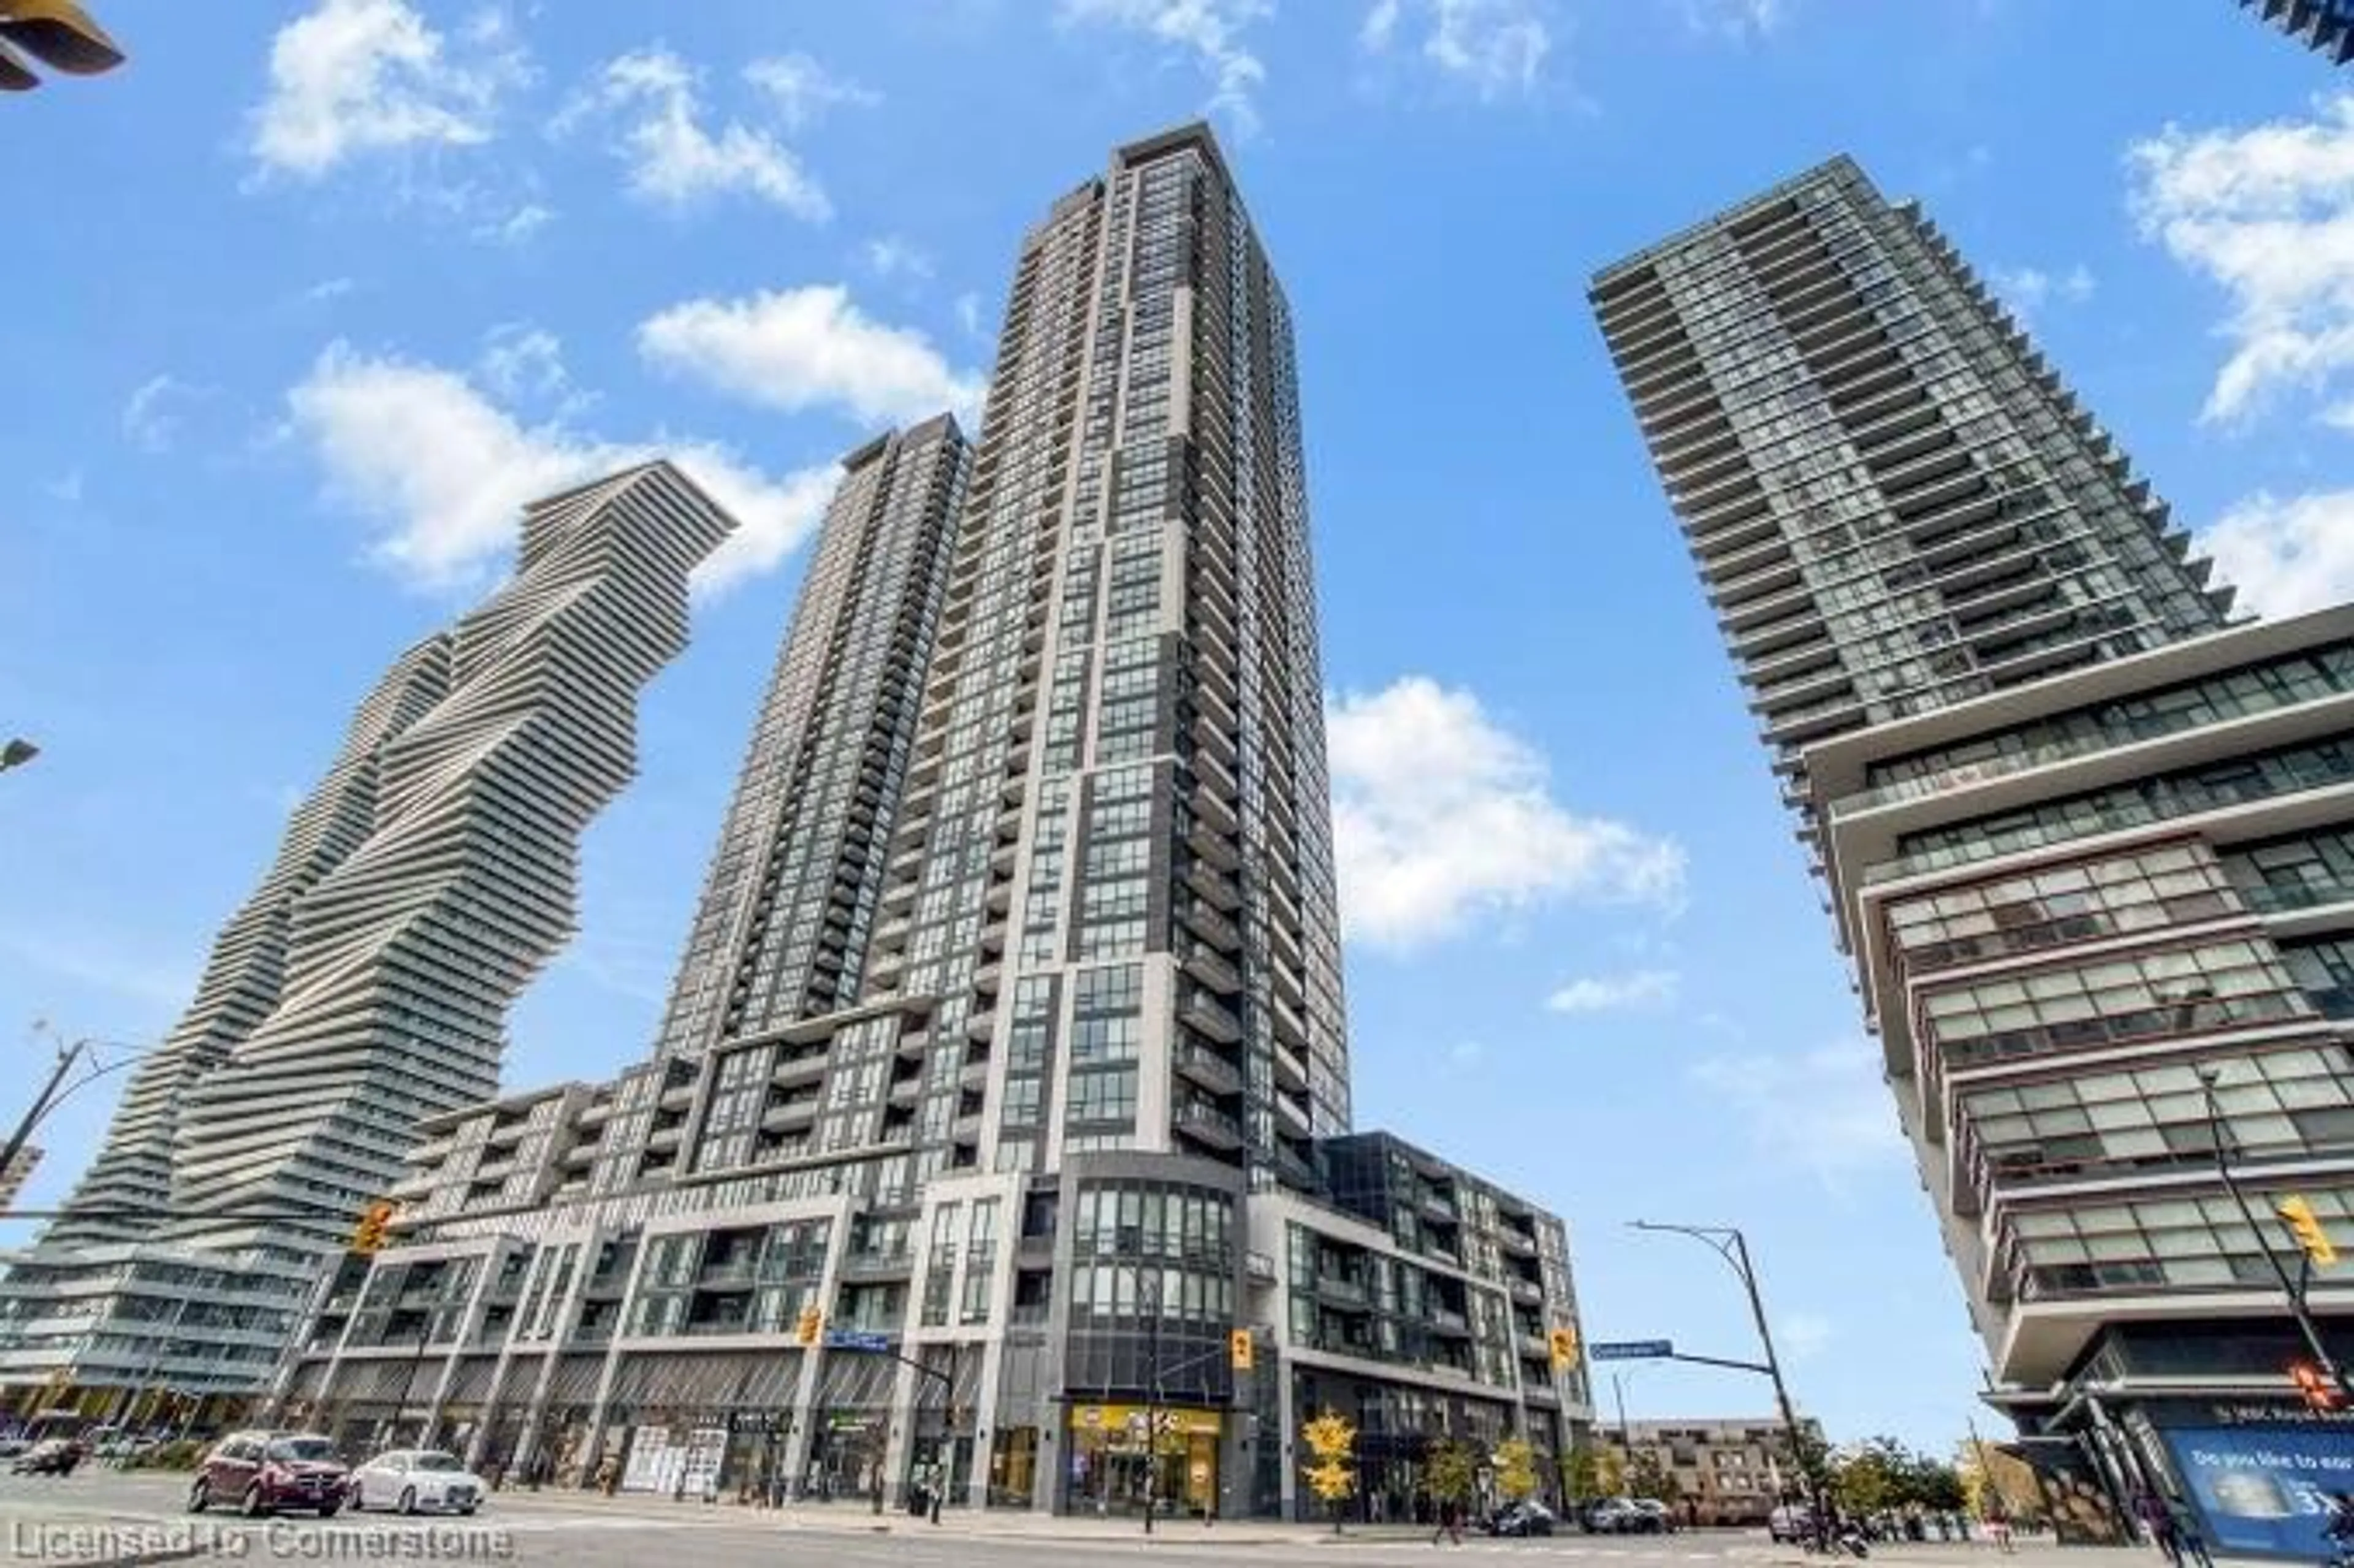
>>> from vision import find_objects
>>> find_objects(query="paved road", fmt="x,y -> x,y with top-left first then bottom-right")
0,1471 -> 1860,1567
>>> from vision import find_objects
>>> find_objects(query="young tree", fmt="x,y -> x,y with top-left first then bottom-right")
1301,1410 -> 1358,1535
1561,1441 -> 1603,1505
1492,1437 -> 1539,1504
1629,1450 -> 1680,1503
1598,1446 -> 1628,1498
1426,1437 -> 1478,1511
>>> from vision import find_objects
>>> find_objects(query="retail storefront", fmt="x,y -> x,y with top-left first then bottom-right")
1064,1402 -> 1222,1517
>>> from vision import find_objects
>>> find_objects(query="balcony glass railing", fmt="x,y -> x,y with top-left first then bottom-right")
2236,877 -> 2354,916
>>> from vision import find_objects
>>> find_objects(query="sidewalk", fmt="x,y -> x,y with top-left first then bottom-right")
484,1487 -> 1316,1544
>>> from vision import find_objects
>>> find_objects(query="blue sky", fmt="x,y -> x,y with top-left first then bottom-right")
6,0 -> 2354,1456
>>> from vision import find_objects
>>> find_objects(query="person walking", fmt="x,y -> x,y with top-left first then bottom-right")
2163,1496 -> 2210,1568
1430,1495 -> 1463,1546
2135,1488 -> 2183,1568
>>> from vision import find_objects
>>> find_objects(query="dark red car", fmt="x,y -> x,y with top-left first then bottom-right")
187,1431 -> 346,1517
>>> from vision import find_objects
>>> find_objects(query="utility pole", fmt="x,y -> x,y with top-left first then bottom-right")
1629,1222 -> 1822,1527
2198,1067 -> 2352,1402
1612,1372 -> 1634,1482
2,1036 -> 83,1182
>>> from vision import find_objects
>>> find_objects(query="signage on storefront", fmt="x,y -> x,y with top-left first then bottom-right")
2160,1424 -> 2353,1561
1067,1402 -> 1221,1438
727,1411 -> 791,1436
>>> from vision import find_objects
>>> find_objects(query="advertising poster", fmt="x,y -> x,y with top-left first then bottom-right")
2161,1425 -> 2354,1559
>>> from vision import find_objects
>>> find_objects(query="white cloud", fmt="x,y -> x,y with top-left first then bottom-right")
1059,0 -> 1271,135
248,0 -> 527,180
1989,262 -> 2097,318
45,470 -> 84,504
476,201 -> 554,246
954,291 -> 987,339
1447,1039 -> 1486,1068
864,236 -> 936,281
1778,1311 -> 1833,1360
637,285 -> 986,428
123,375 -> 208,453
303,277 -> 357,303
1544,969 -> 1680,1014
476,324 -> 574,405
1686,1041 -> 1908,1191
1680,0 -> 1786,39
558,47 -> 831,220
2128,94 -> 2354,424
2195,488 -> 2354,618
283,340 -> 834,598
1359,0 -> 1550,100
1327,677 -> 1686,950
742,51 -> 880,129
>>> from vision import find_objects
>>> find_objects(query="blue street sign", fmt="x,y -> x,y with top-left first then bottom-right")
825,1330 -> 891,1353
1588,1339 -> 1674,1361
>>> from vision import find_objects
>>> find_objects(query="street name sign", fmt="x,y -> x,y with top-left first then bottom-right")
1588,1339 -> 1674,1361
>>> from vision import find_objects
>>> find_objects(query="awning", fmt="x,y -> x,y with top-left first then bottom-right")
441,1357 -> 498,1405
608,1351 -> 802,1412
820,1350 -> 897,1407
911,1346 -> 983,1410
324,1359 -> 410,1404
544,1355 -> 606,1407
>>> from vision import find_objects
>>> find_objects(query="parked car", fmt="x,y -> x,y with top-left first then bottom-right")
1582,1498 -> 1641,1533
1770,1503 -> 1815,1543
187,1432 -> 346,1518
1634,1498 -> 1678,1534
346,1450 -> 485,1516
10,1439 -> 87,1476
1487,1499 -> 1558,1537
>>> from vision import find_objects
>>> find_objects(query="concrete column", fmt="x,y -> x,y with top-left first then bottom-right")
577,1223 -> 660,1479
427,1244 -> 508,1451
507,1224 -> 606,1479
775,1197 -> 853,1498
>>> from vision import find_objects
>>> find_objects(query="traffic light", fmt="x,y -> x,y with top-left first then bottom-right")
1549,1325 -> 1580,1371
2289,1362 -> 2344,1412
0,1 -> 125,88
795,1305 -> 823,1347
1229,1328 -> 1254,1372
348,1200 -> 395,1256
2276,1195 -> 2339,1268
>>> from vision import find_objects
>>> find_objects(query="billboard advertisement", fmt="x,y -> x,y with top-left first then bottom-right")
2160,1424 -> 2354,1559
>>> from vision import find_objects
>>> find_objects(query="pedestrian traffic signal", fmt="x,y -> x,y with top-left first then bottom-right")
795,1305 -> 823,1346
1549,1325 -> 1580,1371
1229,1328 -> 1254,1372
2276,1195 -> 2339,1268
349,1199 -> 395,1256
2288,1361 -> 2344,1412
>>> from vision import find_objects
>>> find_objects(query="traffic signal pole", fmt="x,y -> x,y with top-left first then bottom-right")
2198,1069 -> 2352,1402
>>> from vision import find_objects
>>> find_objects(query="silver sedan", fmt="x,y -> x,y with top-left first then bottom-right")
345,1449 -> 486,1515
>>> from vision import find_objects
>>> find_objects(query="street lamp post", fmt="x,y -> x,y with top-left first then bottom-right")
1628,1222 -> 1819,1524
2196,1066 -> 2352,1402
1612,1372 -> 1635,1478
1,1030 -> 150,1195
